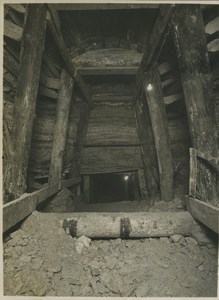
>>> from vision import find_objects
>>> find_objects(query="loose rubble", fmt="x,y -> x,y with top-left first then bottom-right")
3,211 -> 218,297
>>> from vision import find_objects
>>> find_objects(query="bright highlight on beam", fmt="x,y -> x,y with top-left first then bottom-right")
147,83 -> 153,91
124,175 -> 129,181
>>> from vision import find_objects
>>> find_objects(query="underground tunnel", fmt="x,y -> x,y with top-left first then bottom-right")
2,2 -> 219,297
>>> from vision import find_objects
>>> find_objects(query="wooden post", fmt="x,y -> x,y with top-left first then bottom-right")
70,101 -> 90,181
144,63 -> 174,202
49,69 -> 74,185
6,5 -> 47,200
172,5 -> 217,157
135,97 -> 159,198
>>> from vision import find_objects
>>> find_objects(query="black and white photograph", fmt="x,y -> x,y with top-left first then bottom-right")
1,0 -> 219,297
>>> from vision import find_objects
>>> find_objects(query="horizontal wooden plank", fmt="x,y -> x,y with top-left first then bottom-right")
8,4 -> 26,14
4,19 -> 23,41
205,16 -> 219,35
84,142 -> 145,147
39,86 -> 58,99
3,183 -> 60,232
36,183 -> 60,204
40,73 -> 61,90
159,62 -> 175,76
3,193 -> 38,232
92,95 -> 133,102
61,177 -> 81,188
79,66 -> 138,76
186,196 -> 219,234
164,92 -> 184,105
196,149 -> 219,172
81,168 -> 139,175
54,3 -> 159,10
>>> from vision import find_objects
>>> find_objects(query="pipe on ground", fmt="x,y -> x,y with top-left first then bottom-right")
61,212 -> 195,238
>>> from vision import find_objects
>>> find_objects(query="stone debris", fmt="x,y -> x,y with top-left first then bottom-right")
170,234 -> 182,243
3,211 -> 218,297
75,235 -> 91,254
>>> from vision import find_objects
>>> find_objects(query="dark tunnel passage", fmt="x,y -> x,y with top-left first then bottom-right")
88,172 -> 140,203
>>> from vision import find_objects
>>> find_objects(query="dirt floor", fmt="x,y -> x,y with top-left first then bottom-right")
3,211 -> 218,297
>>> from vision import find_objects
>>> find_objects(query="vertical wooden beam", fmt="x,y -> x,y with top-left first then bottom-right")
6,4 -> 47,200
172,5 -> 217,157
144,63 -> 174,202
49,69 -> 74,185
135,98 -> 159,198
70,101 -> 90,181
189,148 -> 197,198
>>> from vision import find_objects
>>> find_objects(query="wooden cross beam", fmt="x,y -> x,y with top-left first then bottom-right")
46,5 -> 92,108
133,5 -> 175,106
53,4 -> 159,10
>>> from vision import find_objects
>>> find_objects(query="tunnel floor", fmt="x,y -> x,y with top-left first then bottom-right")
3,211 -> 218,297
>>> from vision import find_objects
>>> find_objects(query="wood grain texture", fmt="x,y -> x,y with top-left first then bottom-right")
144,63 -> 174,202
49,69 -> 74,185
186,197 -> 219,233
5,4 -> 47,200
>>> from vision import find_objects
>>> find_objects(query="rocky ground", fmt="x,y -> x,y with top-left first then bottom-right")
4,211 -> 218,297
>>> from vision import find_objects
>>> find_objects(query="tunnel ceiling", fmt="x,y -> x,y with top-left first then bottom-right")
59,8 -> 159,49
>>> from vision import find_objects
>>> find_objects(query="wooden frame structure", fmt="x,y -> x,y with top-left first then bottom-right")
187,148 -> 219,234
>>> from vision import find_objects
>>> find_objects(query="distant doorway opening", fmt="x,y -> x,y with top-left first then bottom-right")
86,172 -> 140,204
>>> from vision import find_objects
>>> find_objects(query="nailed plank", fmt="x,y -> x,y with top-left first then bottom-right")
186,197 -> 219,234
4,19 -> 23,41
5,4 -> 47,199
46,7 -> 92,107
49,69 -> 74,185
144,63 -> 174,202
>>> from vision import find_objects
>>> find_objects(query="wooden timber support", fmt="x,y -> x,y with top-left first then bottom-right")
5,4 -> 47,200
144,63 -> 174,202
186,197 -> 219,234
172,5 -> 218,157
46,5 -> 92,108
70,102 -> 90,181
3,178 -> 81,233
49,69 -> 74,186
133,5 -> 175,106
135,97 -> 159,198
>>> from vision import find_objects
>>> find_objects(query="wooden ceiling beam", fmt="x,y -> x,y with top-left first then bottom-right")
46,5 -> 92,108
78,66 -> 138,76
54,4 -> 159,10
133,5 -> 175,106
